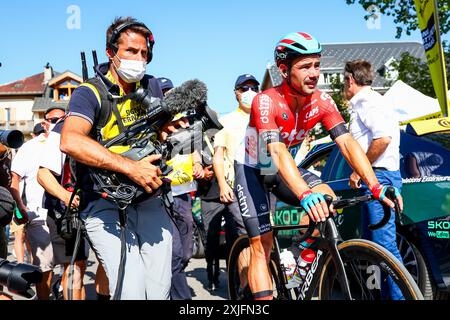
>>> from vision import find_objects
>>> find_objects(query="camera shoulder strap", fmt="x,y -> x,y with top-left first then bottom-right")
83,78 -> 114,143
83,76 -> 154,146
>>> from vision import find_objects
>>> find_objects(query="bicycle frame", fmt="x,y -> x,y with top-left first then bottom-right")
272,217 -> 353,300
264,189 -> 398,300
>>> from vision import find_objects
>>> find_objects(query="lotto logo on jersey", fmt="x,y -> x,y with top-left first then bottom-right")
258,94 -> 271,124
279,127 -> 307,143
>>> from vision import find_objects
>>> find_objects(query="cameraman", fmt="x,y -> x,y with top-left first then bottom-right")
60,17 -> 186,299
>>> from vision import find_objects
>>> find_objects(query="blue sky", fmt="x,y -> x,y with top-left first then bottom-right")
0,0 -> 446,114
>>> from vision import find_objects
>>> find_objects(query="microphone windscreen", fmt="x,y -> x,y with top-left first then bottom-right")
164,79 -> 207,114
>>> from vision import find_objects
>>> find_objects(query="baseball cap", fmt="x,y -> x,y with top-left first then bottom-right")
33,123 -> 45,136
44,106 -> 66,118
157,77 -> 174,91
234,74 -> 260,89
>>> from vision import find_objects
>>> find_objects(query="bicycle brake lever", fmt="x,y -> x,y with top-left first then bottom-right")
385,186 -> 403,225
324,194 -> 333,208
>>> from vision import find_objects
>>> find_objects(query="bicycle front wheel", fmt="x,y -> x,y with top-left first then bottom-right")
318,239 -> 424,300
227,235 -> 290,300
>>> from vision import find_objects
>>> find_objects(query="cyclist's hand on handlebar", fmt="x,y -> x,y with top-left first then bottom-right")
299,190 -> 329,222
371,184 -> 403,212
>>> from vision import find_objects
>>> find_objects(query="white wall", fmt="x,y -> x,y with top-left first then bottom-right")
0,98 -> 34,122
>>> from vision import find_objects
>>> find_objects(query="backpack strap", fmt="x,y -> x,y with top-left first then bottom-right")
83,78 -> 114,143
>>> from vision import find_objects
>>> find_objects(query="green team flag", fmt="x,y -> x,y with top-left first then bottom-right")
414,0 -> 449,116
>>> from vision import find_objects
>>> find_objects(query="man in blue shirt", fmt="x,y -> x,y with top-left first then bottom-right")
60,17 -> 185,300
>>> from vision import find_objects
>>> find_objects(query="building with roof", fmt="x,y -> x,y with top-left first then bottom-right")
261,41 -> 426,92
0,64 -> 82,136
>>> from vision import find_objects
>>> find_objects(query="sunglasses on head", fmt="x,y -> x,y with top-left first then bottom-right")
237,85 -> 259,92
46,117 -> 62,124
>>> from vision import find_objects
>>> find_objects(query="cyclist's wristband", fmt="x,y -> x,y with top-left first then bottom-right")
299,190 -> 326,212
299,190 -> 313,201
370,183 -> 384,200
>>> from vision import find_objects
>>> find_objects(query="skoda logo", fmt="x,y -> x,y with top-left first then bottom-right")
260,204 -> 268,212
282,113 -> 288,121
438,119 -> 450,128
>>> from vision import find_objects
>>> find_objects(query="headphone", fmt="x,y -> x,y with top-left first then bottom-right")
107,21 -> 155,63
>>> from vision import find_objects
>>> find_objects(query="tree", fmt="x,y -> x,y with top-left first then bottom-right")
346,1 -> 450,98
330,74 -> 350,123
390,42 -> 450,97
309,74 -> 350,139
345,0 -> 450,39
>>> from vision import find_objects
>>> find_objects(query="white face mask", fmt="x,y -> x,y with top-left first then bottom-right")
48,123 -> 56,132
240,89 -> 258,108
113,56 -> 147,83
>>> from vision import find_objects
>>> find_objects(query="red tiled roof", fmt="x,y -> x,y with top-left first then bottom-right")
0,72 -> 45,95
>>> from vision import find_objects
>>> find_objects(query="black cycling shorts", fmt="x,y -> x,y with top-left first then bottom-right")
234,162 -> 323,238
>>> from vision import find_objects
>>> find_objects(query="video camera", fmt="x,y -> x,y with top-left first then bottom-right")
90,79 -> 223,206
0,258 -> 42,299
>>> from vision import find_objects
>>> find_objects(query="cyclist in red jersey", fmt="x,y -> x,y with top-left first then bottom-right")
233,32 -> 403,300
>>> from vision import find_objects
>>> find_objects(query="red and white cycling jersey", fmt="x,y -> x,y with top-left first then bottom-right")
235,83 -> 345,167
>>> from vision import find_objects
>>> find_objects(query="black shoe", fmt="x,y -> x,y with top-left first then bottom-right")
213,278 -> 220,288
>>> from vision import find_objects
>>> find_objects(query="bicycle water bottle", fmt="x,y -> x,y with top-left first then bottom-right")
295,249 -> 316,282
280,249 -> 301,289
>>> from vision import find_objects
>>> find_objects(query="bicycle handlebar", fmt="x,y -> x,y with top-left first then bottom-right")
367,186 -> 397,231
294,187 -> 400,242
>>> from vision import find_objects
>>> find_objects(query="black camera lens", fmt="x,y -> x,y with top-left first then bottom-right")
0,259 -> 42,298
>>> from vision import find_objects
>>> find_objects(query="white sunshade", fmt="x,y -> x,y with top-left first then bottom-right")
383,80 -> 442,123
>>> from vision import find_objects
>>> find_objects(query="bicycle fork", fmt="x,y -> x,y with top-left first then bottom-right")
323,218 -> 353,300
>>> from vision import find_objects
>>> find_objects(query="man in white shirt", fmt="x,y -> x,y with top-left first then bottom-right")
38,115 -> 91,300
205,74 -> 257,290
10,106 -> 66,299
344,59 -> 404,300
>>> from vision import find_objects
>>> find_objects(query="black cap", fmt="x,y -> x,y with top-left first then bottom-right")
157,77 -> 174,91
33,123 -> 45,136
44,106 -> 66,118
235,74 -> 259,89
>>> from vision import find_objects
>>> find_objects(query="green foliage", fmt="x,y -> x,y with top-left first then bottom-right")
390,43 -> 450,97
345,0 -> 450,39
310,75 -> 350,139
330,74 -> 350,123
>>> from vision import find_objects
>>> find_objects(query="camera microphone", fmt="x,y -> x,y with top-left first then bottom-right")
127,79 -> 208,131
164,79 -> 207,113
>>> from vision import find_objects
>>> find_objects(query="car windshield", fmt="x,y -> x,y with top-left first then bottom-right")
421,132 -> 450,149
401,132 -> 450,179
330,131 -> 450,181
